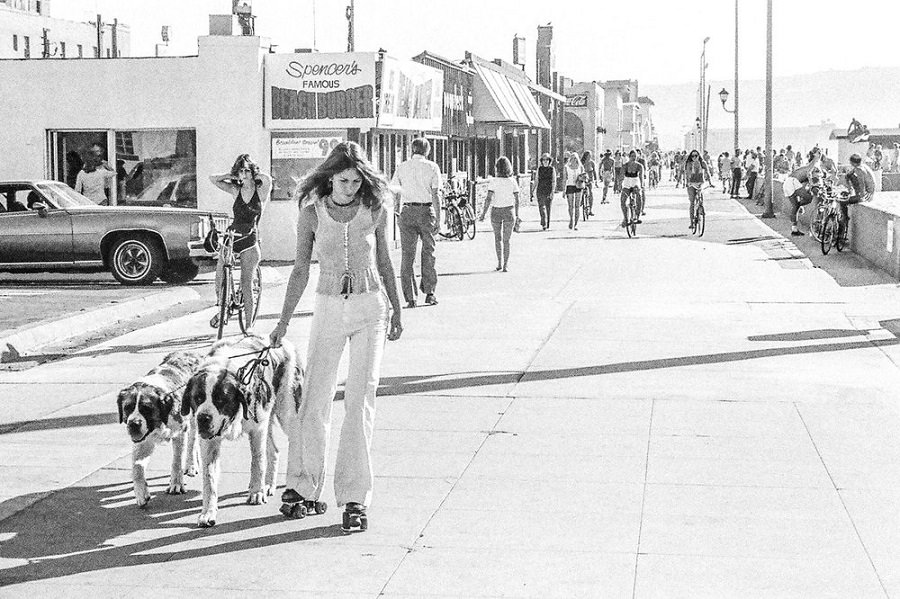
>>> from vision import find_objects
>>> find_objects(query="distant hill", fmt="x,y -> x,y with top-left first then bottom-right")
644,66 -> 900,149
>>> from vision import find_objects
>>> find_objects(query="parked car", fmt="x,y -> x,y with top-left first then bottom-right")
0,180 -> 229,285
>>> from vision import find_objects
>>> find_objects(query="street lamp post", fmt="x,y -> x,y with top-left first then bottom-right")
700,37 -> 710,153
761,0 -> 775,218
717,1 -> 740,154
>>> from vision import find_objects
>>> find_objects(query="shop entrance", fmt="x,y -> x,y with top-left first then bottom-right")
51,130 -> 109,190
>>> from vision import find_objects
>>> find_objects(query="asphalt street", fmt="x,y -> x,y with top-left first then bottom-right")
1,179 -> 900,597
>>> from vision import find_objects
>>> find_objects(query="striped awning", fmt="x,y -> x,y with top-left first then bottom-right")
472,63 -> 551,129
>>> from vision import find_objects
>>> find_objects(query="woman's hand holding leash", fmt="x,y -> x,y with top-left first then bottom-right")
269,321 -> 288,347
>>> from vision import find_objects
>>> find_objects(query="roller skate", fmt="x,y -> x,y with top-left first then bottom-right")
279,489 -> 327,519
341,502 -> 367,532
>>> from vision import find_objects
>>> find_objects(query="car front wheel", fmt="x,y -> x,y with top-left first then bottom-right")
109,235 -> 164,285
159,259 -> 200,284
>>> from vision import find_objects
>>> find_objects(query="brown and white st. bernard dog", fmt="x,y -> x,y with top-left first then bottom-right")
116,350 -> 203,508
181,334 -> 302,527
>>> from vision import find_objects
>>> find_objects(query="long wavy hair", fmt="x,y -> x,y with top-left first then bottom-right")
294,142 -> 389,211
229,154 -> 261,185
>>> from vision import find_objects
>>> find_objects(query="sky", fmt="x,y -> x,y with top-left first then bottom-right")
53,0 -> 900,83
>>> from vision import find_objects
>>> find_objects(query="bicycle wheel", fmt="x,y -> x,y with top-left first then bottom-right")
820,214 -> 835,255
696,200 -> 706,237
582,193 -> 589,221
238,264 -> 262,334
216,269 -> 230,340
809,209 -> 823,242
626,195 -> 637,238
442,205 -> 462,241
464,207 -> 476,240
835,219 -> 846,252
437,205 -> 457,239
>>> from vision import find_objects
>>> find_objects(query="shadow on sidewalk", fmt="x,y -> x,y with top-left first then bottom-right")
7,329 -> 897,436
0,477 -> 343,587
372,330 -> 899,397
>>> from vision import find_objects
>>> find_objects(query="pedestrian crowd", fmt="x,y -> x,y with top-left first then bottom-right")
204,132 -> 885,529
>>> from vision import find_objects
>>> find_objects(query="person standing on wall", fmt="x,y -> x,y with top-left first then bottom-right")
391,138 -> 441,308
535,153 -> 556,230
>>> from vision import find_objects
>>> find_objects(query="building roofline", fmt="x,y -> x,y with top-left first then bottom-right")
412,50 -> 472,73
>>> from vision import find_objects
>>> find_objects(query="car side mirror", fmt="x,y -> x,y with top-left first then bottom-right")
32,202 -> 48,217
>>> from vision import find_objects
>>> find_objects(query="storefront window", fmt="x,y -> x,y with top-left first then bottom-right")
270,130 -> 345,201
51,129 -> 196,207
117,129 -> 196,207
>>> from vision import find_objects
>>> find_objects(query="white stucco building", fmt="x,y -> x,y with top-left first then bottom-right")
0,19 -> 446,260
563,81 -> 605,157
1,0 -> 130,59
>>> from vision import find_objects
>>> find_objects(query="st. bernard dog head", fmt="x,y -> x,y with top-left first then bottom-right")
117,351 -> 203,443
181,335 -> 298,440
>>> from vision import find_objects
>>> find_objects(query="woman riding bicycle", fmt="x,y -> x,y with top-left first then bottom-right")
619,150 -> 644,228
684,150 -> 711,229
209,154 -> 272,331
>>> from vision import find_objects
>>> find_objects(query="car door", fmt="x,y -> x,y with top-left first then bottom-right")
0,185 -> 74,265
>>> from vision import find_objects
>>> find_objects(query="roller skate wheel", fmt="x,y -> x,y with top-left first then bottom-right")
315,501 -> 328,514
280,502 -> 307,519
342,511 -> 350,530
359,514 -> 368,531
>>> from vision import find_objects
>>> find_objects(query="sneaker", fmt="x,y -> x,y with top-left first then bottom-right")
791,230 -> 803,236
425,294 -> 438,306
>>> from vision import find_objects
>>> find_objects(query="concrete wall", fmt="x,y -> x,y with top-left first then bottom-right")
849,192 -> 900,279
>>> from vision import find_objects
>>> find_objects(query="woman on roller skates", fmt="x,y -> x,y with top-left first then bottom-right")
270,141 -> 403,532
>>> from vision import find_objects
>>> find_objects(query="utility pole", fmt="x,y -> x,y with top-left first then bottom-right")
346,0 -> 355,52
111,18 -> 118,58
89,14 -> 104,58
41,28 -> 50,58
700,36 -> 709,153
761,0 -> 775,218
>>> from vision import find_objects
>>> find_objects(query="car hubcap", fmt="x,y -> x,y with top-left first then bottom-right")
119,243 -> 149,278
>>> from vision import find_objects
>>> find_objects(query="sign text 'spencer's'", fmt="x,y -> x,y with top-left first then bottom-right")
285,60 -> 363,79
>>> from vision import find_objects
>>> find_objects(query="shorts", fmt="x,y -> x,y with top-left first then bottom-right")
233,231 -> 258,254
622,176 -> 640,189
601,171 -> 613,185
565,185 -> 580,195
782,176 -> 803,197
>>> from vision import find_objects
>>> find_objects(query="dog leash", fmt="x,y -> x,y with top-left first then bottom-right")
235,347 -> 272,423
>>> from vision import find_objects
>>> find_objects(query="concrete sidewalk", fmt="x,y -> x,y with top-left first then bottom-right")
2,182 -> 900,597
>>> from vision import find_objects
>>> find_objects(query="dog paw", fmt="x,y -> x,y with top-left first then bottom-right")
134,486 -> 151,508
246,490 -> 268,505
184,464 -> 199,477
197,511 -> 217,527
167,482 -> 188,495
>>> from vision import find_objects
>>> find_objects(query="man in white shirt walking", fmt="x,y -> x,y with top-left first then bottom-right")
391,138 -> 442,308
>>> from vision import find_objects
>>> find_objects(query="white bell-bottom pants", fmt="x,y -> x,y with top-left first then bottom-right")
286,291 -> 387,507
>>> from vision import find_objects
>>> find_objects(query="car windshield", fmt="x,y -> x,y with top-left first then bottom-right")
34,182 -> 97,208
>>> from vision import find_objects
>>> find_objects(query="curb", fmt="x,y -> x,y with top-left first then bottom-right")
0,286 -> 200,362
